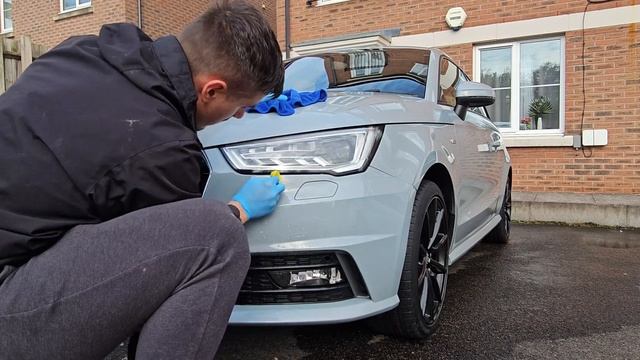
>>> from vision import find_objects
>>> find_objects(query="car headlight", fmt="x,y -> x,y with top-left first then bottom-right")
222,126 -> 383,175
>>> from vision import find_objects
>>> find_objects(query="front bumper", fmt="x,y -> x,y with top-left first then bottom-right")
202,147 -> 417,324
229,296 -> 399,326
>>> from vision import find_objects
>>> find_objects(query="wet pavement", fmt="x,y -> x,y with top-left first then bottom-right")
107,224 -> 640,359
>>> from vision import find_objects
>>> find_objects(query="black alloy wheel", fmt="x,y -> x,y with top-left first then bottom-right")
368,180 -> 451,339
486,176 -> 511,244
503,178 -> 512,235
417,194 -> 449,326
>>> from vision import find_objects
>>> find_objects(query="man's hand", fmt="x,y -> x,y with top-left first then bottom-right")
231,176 -> 285,222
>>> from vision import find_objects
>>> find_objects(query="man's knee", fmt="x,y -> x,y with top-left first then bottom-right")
156,199 -> 250,286
159,198 -> 247,250
106,198 -> 248,260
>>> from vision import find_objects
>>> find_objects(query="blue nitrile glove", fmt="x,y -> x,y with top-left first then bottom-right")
232,176 -> 285,220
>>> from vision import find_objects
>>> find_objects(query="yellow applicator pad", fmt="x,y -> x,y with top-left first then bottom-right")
270,170 -> 283,182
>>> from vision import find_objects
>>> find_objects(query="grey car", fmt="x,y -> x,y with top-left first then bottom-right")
198,47 -> 512,339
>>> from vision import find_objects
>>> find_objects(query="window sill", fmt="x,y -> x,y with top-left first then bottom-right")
503,134 -> 574,148
316,0 -> 350,6
1,31 -> 13,38
54,6 -> 93,21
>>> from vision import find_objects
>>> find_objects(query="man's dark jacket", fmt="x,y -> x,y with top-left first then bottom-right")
0,24 -> 208,280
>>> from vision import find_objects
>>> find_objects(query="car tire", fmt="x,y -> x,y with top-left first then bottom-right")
485,176 -> 512,244
368,180 -> 451,339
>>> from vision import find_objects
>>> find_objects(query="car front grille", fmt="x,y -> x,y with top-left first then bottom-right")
237,285 -> 354,305
236,252 -> 367,305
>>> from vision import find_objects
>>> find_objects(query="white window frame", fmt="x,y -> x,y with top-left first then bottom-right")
1,0 -> 12,33
60,0 -> 91,13
473,36 -> 565,135
316,0 -> 350,6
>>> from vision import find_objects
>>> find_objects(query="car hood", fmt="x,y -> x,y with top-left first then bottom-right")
197,93 -> 435,147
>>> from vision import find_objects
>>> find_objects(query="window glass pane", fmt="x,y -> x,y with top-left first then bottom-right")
338,79 -> 426,98
480,47 -> 511,127
284,57 -> 329,91
480,47 -> 511,88
439,58 -> 460,106
3,11 -> 10,30
79,0 -> 91,4
520,85 -> 560,130
521,39 -> 561,86
470,106 -> 488,118
63,0 -> 75,11
283,49 -> 428,98
487,89 -> 511,128
3,0 -> 11,31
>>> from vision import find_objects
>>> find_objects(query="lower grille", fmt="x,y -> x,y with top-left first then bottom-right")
236,252 -> 365,305
238,285 -> 353,305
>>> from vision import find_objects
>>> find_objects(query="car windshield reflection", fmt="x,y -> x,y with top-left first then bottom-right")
284,48 -> 430,99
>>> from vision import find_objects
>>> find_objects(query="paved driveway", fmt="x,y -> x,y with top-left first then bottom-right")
108,224 -> 640,359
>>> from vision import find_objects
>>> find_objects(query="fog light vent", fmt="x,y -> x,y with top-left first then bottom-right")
238,252 -> 366,305
267,266 -> 343,288
289,267 -> 343,287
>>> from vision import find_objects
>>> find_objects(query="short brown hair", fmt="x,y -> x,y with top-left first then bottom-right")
179,0 -> 284,98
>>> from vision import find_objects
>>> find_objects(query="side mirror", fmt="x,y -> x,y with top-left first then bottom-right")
454,81 -> 495,120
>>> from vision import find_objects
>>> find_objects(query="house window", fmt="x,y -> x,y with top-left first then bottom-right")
474,37 -> 564,133
1,0 -> 12,33
62,0 -> 91,12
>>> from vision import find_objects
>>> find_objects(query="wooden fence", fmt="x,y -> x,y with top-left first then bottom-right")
0,36 -> 47,94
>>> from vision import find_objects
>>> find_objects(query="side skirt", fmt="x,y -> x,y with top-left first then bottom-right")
449,215 -> 501,264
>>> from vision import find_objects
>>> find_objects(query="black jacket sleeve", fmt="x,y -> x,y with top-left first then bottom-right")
88,139 -> 207,220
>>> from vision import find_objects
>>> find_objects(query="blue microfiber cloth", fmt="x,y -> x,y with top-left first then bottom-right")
249,89 -> 328,116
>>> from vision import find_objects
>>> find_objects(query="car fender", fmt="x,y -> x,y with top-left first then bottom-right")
369,123 -> 457,294
370,124 -> 457,189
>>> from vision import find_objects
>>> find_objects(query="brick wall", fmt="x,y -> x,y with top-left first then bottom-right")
505,24 -> 639,194
246,0 -> 277,34
12,0 -> 127,48
139,1 -> 276,40
276,1 -> 639,195
138,0 -> 210,39
124,0 -> 140,27
277,0 -> 632,45
9,0 -> 219,49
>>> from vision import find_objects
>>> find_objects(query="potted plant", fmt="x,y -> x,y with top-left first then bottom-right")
528,97 -> 553,130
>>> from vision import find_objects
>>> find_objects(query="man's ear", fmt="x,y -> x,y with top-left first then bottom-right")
197,76 -> 228,103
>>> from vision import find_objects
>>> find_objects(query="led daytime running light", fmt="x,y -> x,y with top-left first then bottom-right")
222,127 -> 381,175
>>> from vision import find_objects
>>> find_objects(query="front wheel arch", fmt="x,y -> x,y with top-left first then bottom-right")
422,164 -> 456,239
368,179 -> 452,339
485,171 -> 512,244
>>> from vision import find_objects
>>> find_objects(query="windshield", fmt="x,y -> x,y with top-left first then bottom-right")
283,48 -> 430,98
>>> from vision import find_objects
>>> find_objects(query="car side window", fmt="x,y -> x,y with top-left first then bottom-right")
439,57 -> 490,119
438,58 -> 460,107
470,105 -> 489,119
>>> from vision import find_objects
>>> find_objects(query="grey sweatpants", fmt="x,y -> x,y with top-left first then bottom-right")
0,198 -> 250,360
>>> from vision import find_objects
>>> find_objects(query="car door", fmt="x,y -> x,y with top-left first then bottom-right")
437,57 -> 504,246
